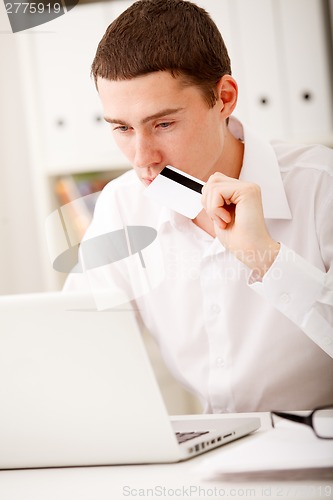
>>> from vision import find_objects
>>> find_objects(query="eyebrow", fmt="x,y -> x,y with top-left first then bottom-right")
104,107 -> 185,126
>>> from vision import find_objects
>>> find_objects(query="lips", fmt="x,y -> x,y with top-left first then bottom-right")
142,177 -> 157,186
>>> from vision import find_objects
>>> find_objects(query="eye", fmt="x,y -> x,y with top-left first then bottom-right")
113,125 -> 130,133
157,122 -> 173,129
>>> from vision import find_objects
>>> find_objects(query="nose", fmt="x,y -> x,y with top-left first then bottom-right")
133,132 -> 162,170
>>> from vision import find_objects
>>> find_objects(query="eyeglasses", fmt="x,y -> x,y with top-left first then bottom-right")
271,405 -> 333,439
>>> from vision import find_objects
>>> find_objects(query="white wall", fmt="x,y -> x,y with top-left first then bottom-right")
0,8 -> 44,294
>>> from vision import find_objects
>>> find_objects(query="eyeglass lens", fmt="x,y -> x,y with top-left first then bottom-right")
313,408 -> 333,438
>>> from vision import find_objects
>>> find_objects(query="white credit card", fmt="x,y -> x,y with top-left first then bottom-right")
144,165 -> 205,219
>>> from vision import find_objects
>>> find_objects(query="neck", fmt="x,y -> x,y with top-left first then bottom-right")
193,210 -> 216,238
216,125 -> 244,179
193,126 -> 244,236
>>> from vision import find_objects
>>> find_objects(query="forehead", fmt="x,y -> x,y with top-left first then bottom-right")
96,71 -> 205,120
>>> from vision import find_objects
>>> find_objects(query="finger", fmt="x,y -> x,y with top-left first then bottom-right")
212,215 -> 227,230
211,206 -> 232,224
201,185 -> 225,213
201,174 -> 225,198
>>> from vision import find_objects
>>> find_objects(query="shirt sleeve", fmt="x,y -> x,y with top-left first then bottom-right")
249,243 -> 333,357
62,182 -> 133,308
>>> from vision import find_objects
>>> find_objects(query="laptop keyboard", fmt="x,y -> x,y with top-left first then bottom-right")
175,431 -> 209,444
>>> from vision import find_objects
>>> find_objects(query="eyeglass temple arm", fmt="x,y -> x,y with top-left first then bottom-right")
272,411 -> 312,427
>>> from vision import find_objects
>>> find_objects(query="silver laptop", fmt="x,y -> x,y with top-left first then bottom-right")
0,291 -> 260,469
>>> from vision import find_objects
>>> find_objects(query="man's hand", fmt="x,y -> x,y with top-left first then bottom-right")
201,172 -> 280,278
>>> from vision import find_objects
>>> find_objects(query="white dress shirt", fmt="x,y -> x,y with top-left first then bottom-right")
64,117 -> 333,412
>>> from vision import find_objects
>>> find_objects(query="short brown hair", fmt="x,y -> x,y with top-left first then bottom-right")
91,0 -> 231,107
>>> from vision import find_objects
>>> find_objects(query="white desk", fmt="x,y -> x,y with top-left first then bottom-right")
0,413 -> 332,500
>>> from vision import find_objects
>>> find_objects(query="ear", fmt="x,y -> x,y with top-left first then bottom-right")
216,75 -> 238,119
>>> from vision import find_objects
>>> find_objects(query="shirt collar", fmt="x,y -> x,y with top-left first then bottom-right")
230,116 -> 292,220
156,205 -> 192,232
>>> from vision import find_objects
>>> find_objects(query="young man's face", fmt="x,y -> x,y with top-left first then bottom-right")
98,71 -> 227,185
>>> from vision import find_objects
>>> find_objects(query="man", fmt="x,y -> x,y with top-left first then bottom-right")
65,0 -> 333,412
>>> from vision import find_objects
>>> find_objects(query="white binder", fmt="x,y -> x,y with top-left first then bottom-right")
198,0 -> 250,129
31,3 -> 127,173
276,0 -> 333,142
226,0 -> 286,140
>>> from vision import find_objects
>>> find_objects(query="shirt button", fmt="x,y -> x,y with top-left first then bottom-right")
279,293 -> 291,304
211,303 -> 221,314
216,357 -> 225,367
322,337 -> 332,346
